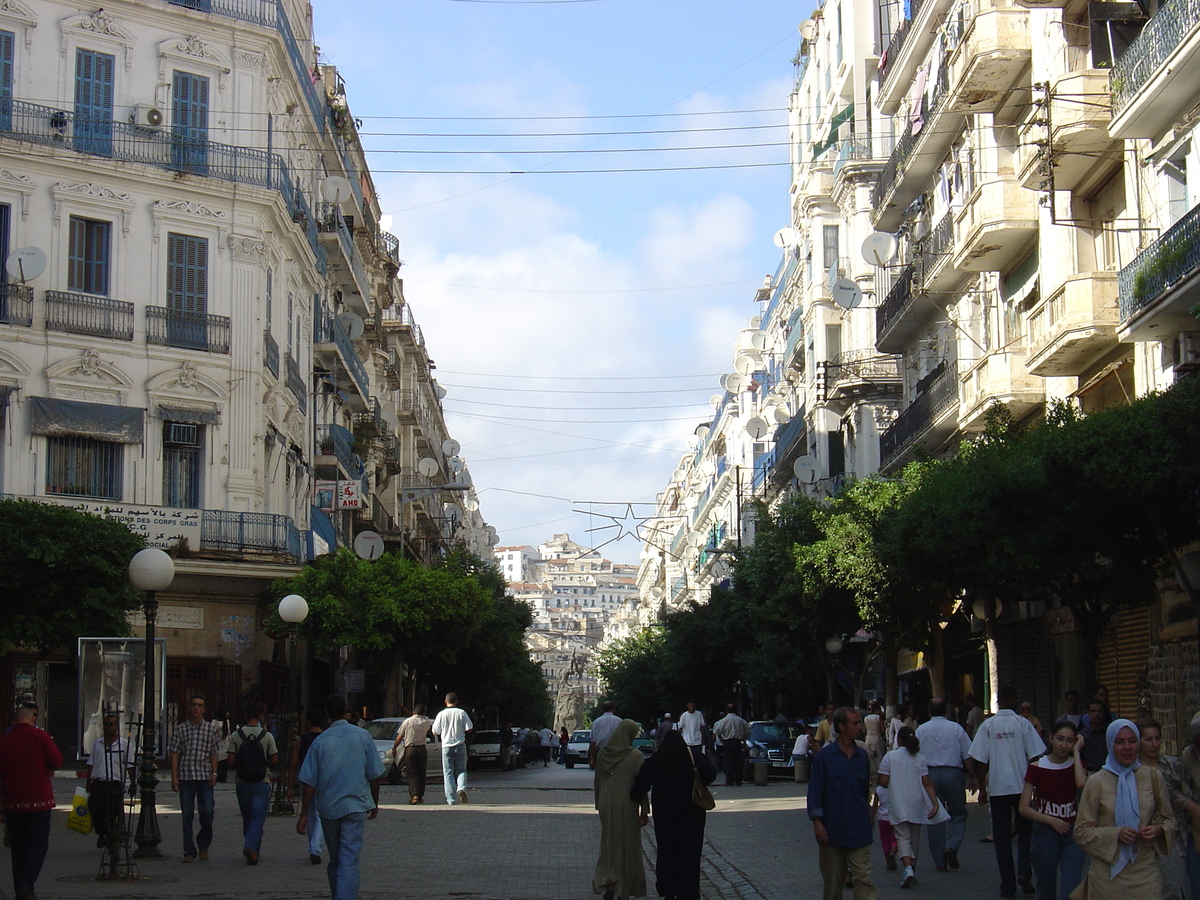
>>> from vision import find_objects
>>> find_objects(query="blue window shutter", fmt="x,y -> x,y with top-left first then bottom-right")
73,49 -> 114,155
69,218 -> 110,295
171,71 -> 209,173
0,31 -> 14,130
167,233 -> 208,315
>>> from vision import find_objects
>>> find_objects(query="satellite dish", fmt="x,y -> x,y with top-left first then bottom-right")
417,457 -> 439,477
353,530 -> 384,561
6,246 -> 46,282
744,416 -> 769,439
434,383 -> 447,400
794,455 -> 819,484
721,373 -> 747,393
693,423 -> 710,439
336,311 -> 364,340
798,18 -> 817,39
750,330 -> 768,351
750,315 -> 762,328
773,404 -> 792,425
456,471 -> 473,487
773,226 -> 798,249
464,498 -> 479,512
447,456 -> 465,473
444,503 -> 461,519
861,231 -> 899,267
687,531 -> 706,548
734,354 -> 759,376
710,394 -> 723,409
442,438 -> 461,456
831,278 -> 863,309
321,175 -> 353,205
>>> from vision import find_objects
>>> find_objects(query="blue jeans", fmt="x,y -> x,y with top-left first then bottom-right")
178,780 -> 214,857
321,812 -> 366,900
442,743 -> 467,804
990,793 -> 1033,897
927,766 -> 968,865
308,797 -> 326,858
1030,822 -> 1084,900
6,809 -> 50,895
1186,830 -> 1200,900
235,781 -> 271,853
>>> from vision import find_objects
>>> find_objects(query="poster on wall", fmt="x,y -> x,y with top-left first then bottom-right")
77,637 -> 166,759
315,481 -> 337,512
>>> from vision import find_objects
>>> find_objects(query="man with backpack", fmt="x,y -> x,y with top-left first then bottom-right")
226,702 -> 279,865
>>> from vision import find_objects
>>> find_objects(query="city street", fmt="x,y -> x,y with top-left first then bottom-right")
11,763 -> 1023,900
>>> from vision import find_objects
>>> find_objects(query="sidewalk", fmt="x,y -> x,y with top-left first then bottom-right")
5,768 -> 1027,899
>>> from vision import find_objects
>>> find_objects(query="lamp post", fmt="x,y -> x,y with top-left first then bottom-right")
128,548 -> 175,859
274,594 -> 308,814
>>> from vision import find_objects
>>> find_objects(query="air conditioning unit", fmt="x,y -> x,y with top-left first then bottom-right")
132,104 -> 165,128
1172,331 -> 1200,371
166,423 -> 199,446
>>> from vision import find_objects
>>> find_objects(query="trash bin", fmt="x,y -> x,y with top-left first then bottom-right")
753,760 -> 770,786
793,757 -> 810,783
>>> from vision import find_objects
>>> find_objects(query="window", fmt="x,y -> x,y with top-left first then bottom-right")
46,435 -> 123,499
265,268 -> 273,328
163,421 -> 202,508
166,232 -> 208,347
68,217 -> 111,295
171,71 -> 209,174
73,49 -> 114,156
823,224 -> 840,269
0,30 -> 13,131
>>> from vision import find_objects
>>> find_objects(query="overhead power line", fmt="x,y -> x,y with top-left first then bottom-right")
359,107 -> 788,121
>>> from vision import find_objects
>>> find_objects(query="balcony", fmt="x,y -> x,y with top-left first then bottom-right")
945,2 -> 1032,113
199,509 -> 303,563
879,363 -> 960,471
0,283 -> 33,327
958,349 -> 1044,430
314,304 -> 371,404
380,303 -> 425,349
879,0 -> 948,110
1109,0 -> 1200,138
832,134 -> 897,200
318,204 -> 372,308
1117,200 -> 1200,341
378,231 -> 401,269
1026,272 -> 1120,376
46,291 -> 133,340
263,329 -> 279,378
146,307 -> 230,353
285,353 -> 307,412
951,177 -> 1038,273
919,211 -> 959,292
875,264 -> 945,354
870,62 -> 962,232
821,349 -> 904,405
316,423 -> 363,479
1018,71 -> 1119,193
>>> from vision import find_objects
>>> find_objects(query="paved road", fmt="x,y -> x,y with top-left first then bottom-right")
7,764 -> 1025,899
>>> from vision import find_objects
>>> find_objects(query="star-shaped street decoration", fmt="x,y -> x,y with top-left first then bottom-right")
573,502 -> 653,553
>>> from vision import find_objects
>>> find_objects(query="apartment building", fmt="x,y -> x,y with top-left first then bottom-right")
0,0 -> 485,752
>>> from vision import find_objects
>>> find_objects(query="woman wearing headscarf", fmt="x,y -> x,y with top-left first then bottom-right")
1073,718 -> 1176,899
593,719 -> 650,900
631,729 -> 717,900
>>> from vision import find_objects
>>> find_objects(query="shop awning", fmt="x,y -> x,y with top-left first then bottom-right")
28,396 -> 144,443
156,404 -> 220,426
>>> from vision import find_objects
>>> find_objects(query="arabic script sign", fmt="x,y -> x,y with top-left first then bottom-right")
19,494 -> 202,549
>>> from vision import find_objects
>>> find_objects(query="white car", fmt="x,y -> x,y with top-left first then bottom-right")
564,729 -> 591,768
365,717 -> 441,783
467,729 -> 503,769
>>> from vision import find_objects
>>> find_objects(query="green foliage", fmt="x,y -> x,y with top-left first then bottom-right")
592,627 -> 667,726
0,499 -> 145,651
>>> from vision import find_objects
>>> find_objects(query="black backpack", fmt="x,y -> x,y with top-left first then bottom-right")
235,726 -> 269,782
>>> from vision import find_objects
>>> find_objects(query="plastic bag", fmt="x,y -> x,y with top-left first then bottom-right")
66,786 -> 93,835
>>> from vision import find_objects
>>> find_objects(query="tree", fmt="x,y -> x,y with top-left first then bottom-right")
592,627 -> 667,727
0,499 -> 145,652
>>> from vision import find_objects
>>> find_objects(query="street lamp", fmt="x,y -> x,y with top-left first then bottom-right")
274,594 -> 308,814
128,548 -> 175,859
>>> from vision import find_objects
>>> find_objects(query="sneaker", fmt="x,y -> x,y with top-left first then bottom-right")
1018,875 -> 1035,895
885,852 -> 897,871
198,848 -> 208,861
457,790 -> 468,804
901,866 -> 916,889
945,848 -> 959,870
410,796 -> 420,805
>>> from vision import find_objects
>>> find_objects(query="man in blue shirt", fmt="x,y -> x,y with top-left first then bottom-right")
807,706 -> 876,900
297,694 -> 385,900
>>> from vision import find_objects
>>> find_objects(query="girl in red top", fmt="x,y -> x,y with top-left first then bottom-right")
1019,719 -> 1087,900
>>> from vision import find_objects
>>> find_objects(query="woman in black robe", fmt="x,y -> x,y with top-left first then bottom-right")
631,729 -> 718,900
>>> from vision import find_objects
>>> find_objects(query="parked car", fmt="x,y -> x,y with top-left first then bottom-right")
365,717 -> 441,783
743,721 -> 805,780
563,729 -> 591,768
632,732 -> 655,757
467,729 -> 503,769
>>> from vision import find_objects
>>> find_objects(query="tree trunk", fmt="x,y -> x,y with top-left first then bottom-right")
884,640 -> 898,712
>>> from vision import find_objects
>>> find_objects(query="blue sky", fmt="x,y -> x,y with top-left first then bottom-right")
311,0 -> 806,564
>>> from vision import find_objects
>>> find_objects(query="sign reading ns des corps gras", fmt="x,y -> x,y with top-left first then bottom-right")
17,493 -> 201,550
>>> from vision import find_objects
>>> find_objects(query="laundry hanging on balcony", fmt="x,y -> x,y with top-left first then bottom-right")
28,396 -> 144,443
812,103 -> 855,159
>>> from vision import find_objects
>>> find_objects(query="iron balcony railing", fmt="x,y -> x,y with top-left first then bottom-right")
924,211 -> 955,264
0,283 -> 33,327
314,304 -> 371,401
832,133 -> 897,181
353,398 -> 391,439
146,307 -> 231,353
378,231 -> 400,267
318,203 -> 371,298
773,413 -> 809,462
285,353 -> 307,412
880,364 -> 959,466
263,329 -> 280,377
877,263 -> 917,338
827,349 -> 903,390
1118,199 -> 1200,321
200,509 -> 303,562
871,61 -> 952,212
46,290 -> 134,340
1110,0 -> 1200,116
317,424 -> 363,478
880,0 -> 933,85
167,0 -> 275,27
380,304 -> 425,347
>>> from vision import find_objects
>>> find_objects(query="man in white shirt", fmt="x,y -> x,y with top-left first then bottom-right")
588,700 -> 621,769
679,700 -> 706,749
538,726 -> 555,767
431,693 -> 473,806
916,697 -> 973,872
86,713 -> 135,850
968,685 -> 1045,898
713,704 -> 750,786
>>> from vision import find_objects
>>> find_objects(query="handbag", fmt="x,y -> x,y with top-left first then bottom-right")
66,786 -> 93,835
688,747 -> 716,811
